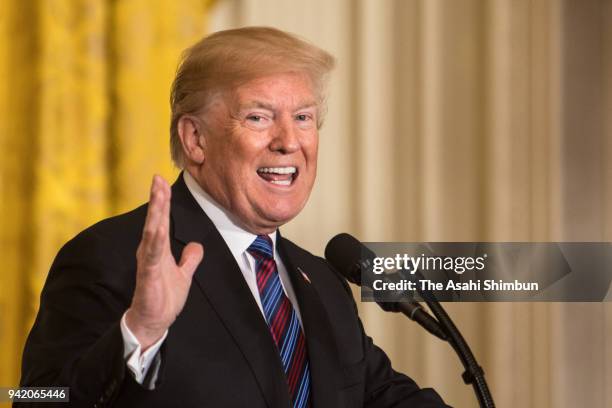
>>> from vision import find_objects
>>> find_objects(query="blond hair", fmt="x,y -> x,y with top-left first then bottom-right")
169,26 -> 336,167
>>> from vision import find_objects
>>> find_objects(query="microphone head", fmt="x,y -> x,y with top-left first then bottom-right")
325,233 -> 376,285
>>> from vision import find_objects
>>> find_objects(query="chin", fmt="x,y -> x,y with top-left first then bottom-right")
262,203 -> 304,226
266,211 -> 299,226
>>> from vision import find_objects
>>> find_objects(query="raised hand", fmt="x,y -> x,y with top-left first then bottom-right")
125,175 -> 204,349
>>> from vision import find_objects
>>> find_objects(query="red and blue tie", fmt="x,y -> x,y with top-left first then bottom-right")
247,235 -> 311,408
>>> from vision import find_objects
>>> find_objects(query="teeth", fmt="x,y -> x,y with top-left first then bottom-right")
270,180 -> 292,186
257,166 -> 297,174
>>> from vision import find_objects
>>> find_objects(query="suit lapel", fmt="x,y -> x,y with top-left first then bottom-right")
170,175 -> 291,408
278,235 -> 342,407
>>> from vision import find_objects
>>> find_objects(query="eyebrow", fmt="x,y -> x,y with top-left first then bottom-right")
239,100 -> 318,112
240,101 -> 275,111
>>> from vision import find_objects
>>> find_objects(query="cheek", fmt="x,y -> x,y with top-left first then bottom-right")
300,130 -> 319,154
209,139 -> 254,175
305,136 -> 319,168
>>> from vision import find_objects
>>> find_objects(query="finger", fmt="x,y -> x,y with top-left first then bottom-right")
142,175 -> 164,245
144,225 -> 166,267
179,242 -> 204,278
140,226 -> 166,275
160,177 -> 171,237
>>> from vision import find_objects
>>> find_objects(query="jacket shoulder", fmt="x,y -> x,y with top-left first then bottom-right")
43,203 -> 149,298
59,203 -> 148,260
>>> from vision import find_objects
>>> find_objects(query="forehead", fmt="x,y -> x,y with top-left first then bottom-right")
228,73 -> 317,110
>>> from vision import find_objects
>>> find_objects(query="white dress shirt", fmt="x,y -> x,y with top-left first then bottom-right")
120,170 -> 303,385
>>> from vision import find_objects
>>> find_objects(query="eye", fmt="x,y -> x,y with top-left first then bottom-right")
243,112 -> 272,130
295,112 -> 315,129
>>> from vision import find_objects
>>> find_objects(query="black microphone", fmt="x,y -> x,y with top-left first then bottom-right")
325,233 -> 496,408
325,233 -> 447,341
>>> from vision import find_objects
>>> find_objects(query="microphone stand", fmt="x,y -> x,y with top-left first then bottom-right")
414,276 -> 496,408
323,233 -> 495,407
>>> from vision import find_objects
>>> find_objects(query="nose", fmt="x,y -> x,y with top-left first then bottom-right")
269,117 -> 300,154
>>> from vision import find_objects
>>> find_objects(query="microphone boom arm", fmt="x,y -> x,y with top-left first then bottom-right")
414,272 -> 495,408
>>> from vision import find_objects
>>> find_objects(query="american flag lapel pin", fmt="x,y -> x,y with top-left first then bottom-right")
297,267 -> 311,284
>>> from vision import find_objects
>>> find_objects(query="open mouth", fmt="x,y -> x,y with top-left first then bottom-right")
257,166 -> 298,186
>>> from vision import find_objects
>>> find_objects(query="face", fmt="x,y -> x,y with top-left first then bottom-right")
186,73 -> 320,234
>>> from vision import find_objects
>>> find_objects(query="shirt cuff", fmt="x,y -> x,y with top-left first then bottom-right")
120,312 -> 168,384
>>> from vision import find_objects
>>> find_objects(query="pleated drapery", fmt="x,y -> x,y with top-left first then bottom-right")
209,1 -> 612,407
1,1 -> 611,407
0,0 -> 212,387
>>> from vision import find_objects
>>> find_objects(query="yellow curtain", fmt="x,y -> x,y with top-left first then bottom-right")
0,0 -> 212,389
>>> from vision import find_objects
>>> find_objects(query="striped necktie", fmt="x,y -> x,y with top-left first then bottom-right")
247,235 -> 311,408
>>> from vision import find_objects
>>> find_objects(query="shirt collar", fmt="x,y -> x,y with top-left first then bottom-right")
182,171 -> 277,260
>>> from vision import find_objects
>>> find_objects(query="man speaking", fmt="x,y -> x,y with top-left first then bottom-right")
19,27 -> 450,407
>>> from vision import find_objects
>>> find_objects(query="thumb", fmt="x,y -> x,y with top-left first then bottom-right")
179,242 -> 204,278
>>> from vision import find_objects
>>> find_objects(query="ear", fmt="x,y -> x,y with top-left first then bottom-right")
177,115 -> 206,164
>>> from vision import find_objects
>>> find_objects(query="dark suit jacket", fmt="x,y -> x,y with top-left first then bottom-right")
19,174 -> 450,407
